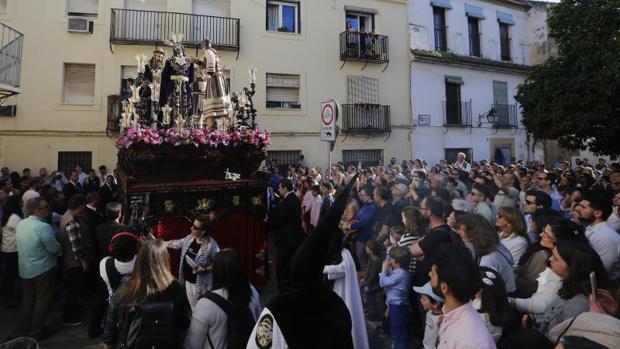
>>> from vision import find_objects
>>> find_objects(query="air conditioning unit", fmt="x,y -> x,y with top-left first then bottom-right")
67,17 -> 94,34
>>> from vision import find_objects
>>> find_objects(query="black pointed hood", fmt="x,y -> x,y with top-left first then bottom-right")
290,175 -> 357,287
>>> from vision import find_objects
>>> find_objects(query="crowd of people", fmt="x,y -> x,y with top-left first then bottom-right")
0,152 -> 619,348
263,153 -> 620,349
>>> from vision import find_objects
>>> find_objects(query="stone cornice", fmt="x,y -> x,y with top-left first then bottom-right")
411,49 -> 531,75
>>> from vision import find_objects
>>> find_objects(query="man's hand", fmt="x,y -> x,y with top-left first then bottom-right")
589,289 -> 619,315
80,258 -> 89,272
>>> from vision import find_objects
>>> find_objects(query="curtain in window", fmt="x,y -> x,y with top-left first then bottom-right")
267,4 -> 279,31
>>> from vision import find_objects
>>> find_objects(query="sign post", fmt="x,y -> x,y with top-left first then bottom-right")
321,99 -> 339,173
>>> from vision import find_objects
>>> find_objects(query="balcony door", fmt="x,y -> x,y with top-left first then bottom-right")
445,82 -> 462,125
192,0 -> 231,44
345,12 -> 374,58
124,0 -> 166,42
493,81 -> 508,125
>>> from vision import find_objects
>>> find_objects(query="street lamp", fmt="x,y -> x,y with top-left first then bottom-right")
478,107 -> 497,127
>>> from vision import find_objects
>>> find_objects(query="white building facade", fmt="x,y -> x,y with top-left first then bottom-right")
409,0 -> 532,166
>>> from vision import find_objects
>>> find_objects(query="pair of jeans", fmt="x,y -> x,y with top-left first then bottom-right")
63,267 -> 83,323
388,303 -> 411,349
15,267 -> 57,337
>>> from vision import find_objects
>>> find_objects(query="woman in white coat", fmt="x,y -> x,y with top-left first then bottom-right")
323,236 -> 369,349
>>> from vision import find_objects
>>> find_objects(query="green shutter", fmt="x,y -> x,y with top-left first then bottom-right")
445,75 -> 464,85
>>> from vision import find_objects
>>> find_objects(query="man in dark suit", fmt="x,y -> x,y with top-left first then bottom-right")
62,171 -> 82,203
268,179 -> 304,291
98,175 -> 117,206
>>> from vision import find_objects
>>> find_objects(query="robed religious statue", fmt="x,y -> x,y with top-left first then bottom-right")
202,40 -> 234,131
160,33 -> 194,123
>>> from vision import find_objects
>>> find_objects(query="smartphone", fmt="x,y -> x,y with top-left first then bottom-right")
589,271 -> 597,300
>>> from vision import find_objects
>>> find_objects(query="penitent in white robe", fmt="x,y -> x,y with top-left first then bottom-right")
323,249 -> 370,349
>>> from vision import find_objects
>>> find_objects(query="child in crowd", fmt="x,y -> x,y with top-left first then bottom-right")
360,239 -> 383,321
385,226 -> 405,258
474,267 -> 517,343
379,246 -> 411,349
413,282 -> 444,349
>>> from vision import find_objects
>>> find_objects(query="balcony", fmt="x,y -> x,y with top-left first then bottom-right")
0,23 -> 23,101
110,8 -> 240,51
493,103 -> 518,128
340,31 -> 389,64
443,100 -> 472,127
106,95 -> 122,135
341,104 -> 391,134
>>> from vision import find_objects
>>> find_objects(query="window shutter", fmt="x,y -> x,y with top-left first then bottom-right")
64,63 -> 95,104
121,65 -> 138,80
266,74 -> 300,88
192,0 -> 230,17
125,0 -> 166,11
67,0 -> 98,15
347,76 -> 380,104
266,88 -> 299,103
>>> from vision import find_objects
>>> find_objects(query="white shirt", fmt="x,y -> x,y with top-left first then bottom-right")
607,212 -> 620,232
310,195 -> 323,227
1,214 -> 22,253
515,267 -> 562,315
500,233 -> 528,268
99,256 -> 136,297
423,311 -> 442,349
21,189 -> 40,207
78,171 -> 88,185
586,221 -> 620,279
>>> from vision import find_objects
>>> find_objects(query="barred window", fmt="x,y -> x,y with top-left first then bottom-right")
58,151 -> 93,175
267,150 -> 301,170
342,149 -> 383,167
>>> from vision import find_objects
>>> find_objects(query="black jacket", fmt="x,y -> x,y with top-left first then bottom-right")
268,192 -> 304,252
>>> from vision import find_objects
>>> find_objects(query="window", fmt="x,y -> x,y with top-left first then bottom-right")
120,65 -> 137,98
445,79 -> 462,125
433,7 -> 447,51
266,73 -> 301,109
267,150 -> 301,170
468,17 -> 481,57
63,63 -> 95,104
266,1 -> 299,33
499,23 -> 511,61
67,0 -> 98,17
345,11 -> 374,32
342,149 -> 383,167
58,151 -> 92,175
347,76 -> 380,104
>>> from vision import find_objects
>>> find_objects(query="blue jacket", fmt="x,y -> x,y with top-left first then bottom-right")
351,202 -> 377,242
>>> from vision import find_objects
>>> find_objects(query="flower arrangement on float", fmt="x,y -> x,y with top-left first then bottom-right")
116,125 -> 270,151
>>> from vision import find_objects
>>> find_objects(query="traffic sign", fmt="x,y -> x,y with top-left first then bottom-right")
321,100 -> 338,142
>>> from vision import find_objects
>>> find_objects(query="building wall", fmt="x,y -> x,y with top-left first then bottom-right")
409,0 -> 531,167
409,0 -> 531,64
410,61 -> 528,166
0,0 -> 411,172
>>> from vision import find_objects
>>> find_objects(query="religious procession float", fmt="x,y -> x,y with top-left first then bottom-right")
115,34 -> 269,285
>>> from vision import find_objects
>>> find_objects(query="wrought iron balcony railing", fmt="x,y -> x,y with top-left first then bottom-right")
494,103 -> 518,128
341,104 -> 391,133
340,31 -> 389,63
107,95 -> 122,135
110,8 -> 240,50
443,100 -> 472,127
0,23 -> 23,97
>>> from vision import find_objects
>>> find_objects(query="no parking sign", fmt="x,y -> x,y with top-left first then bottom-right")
320,99 -> 339,142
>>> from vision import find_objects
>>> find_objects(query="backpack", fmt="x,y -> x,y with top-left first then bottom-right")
202,291 -> 255,349
117,300 -> 175,349
105,258 -> 132,294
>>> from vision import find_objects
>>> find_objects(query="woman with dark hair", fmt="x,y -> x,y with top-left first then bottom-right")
456,213 -> 516,294
185,249 -> 260,349
1,195 -> 23,307
474,267 -> 517,343
102,239 -> 190,349
514,209 -> 564,297
539,241 -> 608,334
166,214 -> 220,310
496,207 -> 529,267
511,220 -> 589,320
